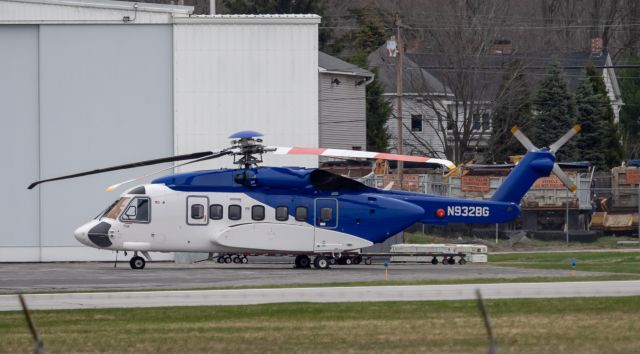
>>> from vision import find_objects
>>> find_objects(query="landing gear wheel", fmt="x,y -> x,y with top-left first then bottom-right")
224,256 -> 232,264
296,255 -> 311,268
448,257 -> 456,265
233,256 -> 241,264
130,256 -> 145,270
353,255 -> 363,265
313,255 -> 330,269
441,257 -> 448,265
241,256 -> 248,264
431,257 -> 438,265
295,255 -> 311,268
364,258 -> 372,265
217,256 -> 225,263
458,258 -> 467,265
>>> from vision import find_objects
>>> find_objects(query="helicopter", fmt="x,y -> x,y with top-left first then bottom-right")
28,125 -> 580,270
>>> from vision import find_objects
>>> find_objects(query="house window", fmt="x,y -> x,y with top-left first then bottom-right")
352,146 -> 362,151
411,114 -> 422,132
482,113 -> 490,130
446,111 -> 454,131
473,113 -> 481,130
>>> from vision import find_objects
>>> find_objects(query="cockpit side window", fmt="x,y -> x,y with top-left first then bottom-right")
104,197 -> 131,220
120,197 -> 151,223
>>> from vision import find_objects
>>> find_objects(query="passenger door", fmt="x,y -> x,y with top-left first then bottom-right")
314,198 -> 338,229
186,196 -> 209,225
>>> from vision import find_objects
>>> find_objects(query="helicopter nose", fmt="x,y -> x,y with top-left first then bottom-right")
74,220 -> 112,247
74,223 -> 92,246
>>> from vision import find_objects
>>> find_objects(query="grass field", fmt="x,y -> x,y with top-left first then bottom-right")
1,297 -> 639,354
490,251 -> 640,274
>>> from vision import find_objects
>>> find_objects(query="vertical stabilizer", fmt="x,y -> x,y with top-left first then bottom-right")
490,150 -> 555,204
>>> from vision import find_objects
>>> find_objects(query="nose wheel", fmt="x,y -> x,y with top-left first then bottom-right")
130,256 -> 146,270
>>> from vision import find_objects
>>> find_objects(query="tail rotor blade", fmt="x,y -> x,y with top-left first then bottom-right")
549,124 -> 581,154
552,163 -> 577,192
511,126 -> 537,151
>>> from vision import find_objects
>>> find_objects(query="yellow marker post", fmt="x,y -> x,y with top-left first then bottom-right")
384,260 -> 389,281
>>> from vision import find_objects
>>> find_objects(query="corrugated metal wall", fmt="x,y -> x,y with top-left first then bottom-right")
0,24 -> 174,261
318,74 -> 366,150
173,18 -> 320,171
0,25 -> 40,260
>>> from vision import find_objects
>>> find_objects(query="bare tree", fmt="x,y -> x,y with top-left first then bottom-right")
397,0 -> 520,164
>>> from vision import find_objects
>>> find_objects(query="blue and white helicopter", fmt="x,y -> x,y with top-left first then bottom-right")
29,125 -> 580,270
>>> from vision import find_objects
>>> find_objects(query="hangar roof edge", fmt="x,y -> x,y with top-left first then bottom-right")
6,0 -> 193,14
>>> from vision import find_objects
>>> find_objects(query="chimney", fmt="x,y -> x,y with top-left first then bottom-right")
492,40 -> 512,55
591,37 -> 603,57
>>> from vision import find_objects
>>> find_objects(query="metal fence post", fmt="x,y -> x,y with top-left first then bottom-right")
566,190 -> 569,246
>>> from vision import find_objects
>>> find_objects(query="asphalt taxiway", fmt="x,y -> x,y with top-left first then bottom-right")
0,259 -> 613,293
1,281 -> 639,311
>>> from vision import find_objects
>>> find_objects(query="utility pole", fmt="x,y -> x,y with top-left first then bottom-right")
395,13 -> 404,190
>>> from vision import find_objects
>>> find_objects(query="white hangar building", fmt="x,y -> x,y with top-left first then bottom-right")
0,0 -> 320,262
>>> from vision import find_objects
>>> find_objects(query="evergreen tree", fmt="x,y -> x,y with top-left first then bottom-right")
585,64 -> 623,168
620,57 -> 640,159
490,59 -> 532,163
348,10 -> 390,152
532,63 -> 577,161
365,68 -> 391,152
574,78 -> 607,170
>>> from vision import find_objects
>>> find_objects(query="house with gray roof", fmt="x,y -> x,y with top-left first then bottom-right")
368,40 -> 623,162
318,51 -> 373,153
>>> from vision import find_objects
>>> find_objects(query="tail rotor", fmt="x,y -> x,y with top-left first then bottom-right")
510,125 -> 581,192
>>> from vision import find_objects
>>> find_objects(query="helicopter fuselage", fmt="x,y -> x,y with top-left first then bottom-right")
73,167 -> 522,256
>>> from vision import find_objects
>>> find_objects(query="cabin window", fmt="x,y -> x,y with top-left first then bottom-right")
120,197 -> 150,223
210,204 -> 223,220
320,207 -> 333,222
191,204 -> 205,220
276,206 -> 289,221
295,206 -> 308,222
228,204 -> 242,221
252,205 -> 265,221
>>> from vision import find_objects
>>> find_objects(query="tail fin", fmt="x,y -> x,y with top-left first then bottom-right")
491,150 -> 555,204
492,124 -> 581,204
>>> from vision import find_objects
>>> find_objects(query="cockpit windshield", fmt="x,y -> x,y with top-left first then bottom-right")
103,197 -> 131,220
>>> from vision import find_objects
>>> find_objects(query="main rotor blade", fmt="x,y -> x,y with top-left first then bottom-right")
552,163 -> 577,192
105,150 -> 233,192
549,124 -> 581,154
27,151 -> 215,190
511,126 -> 537,151
268,146 -> 456,169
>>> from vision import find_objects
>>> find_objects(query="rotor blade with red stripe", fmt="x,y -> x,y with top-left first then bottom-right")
268,146 -> 456,169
